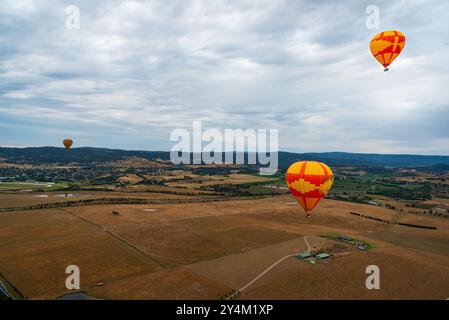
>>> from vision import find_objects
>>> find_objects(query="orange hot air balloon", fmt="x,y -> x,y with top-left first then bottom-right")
370,30 -> 406,71
286,161 -> 334,217
63,139 -> 73,149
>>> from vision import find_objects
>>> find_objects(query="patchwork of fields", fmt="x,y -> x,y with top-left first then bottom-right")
1,191 -> 448,300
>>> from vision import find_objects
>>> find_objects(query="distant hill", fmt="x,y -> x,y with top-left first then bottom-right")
277,151 -> 449,169
412,163 -> 449,173
1,147 -> 449,169
0,147 -> 170,165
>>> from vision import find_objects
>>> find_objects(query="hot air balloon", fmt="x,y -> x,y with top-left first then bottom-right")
63,139 -> 73,149
286,161 -> 334,218
370,30 -> 406,71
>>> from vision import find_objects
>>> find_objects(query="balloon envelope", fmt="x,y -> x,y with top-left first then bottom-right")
370,30 -> 405,70
286,161 -> 334,213
63,139 -> 73,149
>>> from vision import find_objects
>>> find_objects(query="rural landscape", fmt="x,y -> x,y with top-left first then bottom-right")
1,147 -> 449,300
0,0 -> 448,313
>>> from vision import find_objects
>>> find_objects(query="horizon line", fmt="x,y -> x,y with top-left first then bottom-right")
1,145 -> 449,157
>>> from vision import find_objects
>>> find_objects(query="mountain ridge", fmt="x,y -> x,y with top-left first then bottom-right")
1,147 -> 449,168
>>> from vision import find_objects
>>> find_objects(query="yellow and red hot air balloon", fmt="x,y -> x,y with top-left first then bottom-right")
286,161 -> 334,218
63,139 -> 73,149
370,30 -> 406,71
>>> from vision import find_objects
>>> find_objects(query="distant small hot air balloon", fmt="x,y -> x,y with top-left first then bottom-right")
63,139 -> 73,149
286,161 -> 334,218
370,30 -> 406,71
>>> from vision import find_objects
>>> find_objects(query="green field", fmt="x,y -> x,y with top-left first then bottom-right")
0,182 -> 67,191
322,233 -> 375,250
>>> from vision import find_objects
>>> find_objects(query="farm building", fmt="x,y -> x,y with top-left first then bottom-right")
433,205 -> 449,217
314,253 -> 331,261
296,252 -> 313,260
337,235 -> 354,243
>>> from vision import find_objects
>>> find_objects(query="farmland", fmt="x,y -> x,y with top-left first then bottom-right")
0,152 -> 448,300
1,192 -> 449,299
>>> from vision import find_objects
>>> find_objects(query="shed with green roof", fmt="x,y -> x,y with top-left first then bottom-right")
296,252 -> 312,260
315,253 -> 331,260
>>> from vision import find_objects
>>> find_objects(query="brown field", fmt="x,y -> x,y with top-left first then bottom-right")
165,173 -> 276,189
0,209 -> 161,299
125,184 -> 217,195
0,190 -> 199,209
0,209 -> 97,247
106,157 -> 169,169
392,170 -> 449,186
113,217 -> 298,265
425,197 -> 449,206
117,173 -> 144,184
88,267 -> 229,300
243,245 -> 449,300
0,192 -> 448,300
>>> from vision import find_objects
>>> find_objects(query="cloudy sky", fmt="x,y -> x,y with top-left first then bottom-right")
1,0 -> 448,154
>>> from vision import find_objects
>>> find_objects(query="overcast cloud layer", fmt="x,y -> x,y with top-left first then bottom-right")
0,0 -> 448,154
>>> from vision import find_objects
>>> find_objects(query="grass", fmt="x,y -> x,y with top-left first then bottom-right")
406,203 -> 435,209
247,186 -> 279,195
239,179 -> 280,187
321,232 -> 375,250
331,179 -> 372,193
0,182 -> 67,190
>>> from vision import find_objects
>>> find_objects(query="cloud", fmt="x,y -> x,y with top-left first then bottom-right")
0,0 -> 448,154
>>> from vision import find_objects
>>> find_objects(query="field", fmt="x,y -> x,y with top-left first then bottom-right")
1,189 -> 448,300
0,182 -> 67,191
164,173 -> 277,189
1,158 -> 448,300
0,190 -> 202,209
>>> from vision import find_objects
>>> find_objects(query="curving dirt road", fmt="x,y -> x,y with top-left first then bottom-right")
227,235 -> 314,299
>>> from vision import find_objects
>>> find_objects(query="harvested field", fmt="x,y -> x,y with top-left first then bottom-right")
114,215 -> 298,265
186,237 -> 312,291
166,173 -> 276,189
117,174 -> 144,184
243,246 -> 449,300
1,193 -> 448,300
125,184 -> 217,195
364,230 -> 449,256
88,267 -> 229,300
0,209 -> 97,247
0,191 -> 199,210
0,231 -> 160,299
